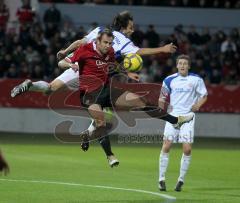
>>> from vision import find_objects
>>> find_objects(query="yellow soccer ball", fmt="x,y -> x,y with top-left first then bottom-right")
123,53 -> 143,72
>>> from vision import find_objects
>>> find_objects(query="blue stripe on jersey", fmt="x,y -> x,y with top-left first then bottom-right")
120,41 -> 131,52
114,41 -> 131,59
163,74 -> 179,93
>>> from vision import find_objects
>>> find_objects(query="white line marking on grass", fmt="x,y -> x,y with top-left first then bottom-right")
0,178 -> 176,201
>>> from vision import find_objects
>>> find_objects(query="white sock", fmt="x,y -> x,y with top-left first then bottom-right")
87,119 -> 96,136
29,81 -> 50,93
159,151 -> 169,182
178,154 -> 191,182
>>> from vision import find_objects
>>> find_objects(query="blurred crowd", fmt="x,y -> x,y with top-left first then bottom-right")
40,0 -> 240,9
0,1 -> 239,85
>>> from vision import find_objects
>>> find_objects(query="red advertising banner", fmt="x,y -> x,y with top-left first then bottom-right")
0,79 -> 239,113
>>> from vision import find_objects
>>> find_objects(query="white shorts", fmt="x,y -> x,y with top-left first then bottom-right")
56,68 -> 79,90
163,113 -> 195,143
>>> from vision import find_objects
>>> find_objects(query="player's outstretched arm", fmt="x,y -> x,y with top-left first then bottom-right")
0,150 -> 10,175
57,39 -> 87,60
137,43 -> 177,56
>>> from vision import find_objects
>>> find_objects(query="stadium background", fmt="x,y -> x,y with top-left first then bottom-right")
0,0 -> 240,202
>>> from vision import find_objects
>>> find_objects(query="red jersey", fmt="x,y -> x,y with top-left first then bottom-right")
68,42 -> 115,93
16,5 -> 35,24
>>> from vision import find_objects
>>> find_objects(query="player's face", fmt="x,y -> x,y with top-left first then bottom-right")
97,34 -> 113,55
122,20 -> 134,37
176,59 -> 190,76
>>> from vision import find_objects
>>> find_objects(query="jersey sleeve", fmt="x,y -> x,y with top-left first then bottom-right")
196,78 -> 208,97
84,27 -> 101,43
160,81 -> 170,100
120,41 -> 140,55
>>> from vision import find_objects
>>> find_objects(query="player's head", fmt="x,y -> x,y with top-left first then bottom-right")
96,28 -> 114,55
176,54 -> 191,76
112,11 -> 134,37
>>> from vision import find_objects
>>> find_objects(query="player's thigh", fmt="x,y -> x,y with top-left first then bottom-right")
115,91 -> 145,108
50,79 -> 66,91
163,122 -> 179,143
179,115 -> 195,144
52,69 -> 79,91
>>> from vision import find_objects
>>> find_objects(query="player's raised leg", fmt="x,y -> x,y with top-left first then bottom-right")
115,91 -> 194,128
11,68 -> 79,97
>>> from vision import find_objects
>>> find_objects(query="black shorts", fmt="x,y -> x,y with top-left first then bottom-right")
80,85 -> 124,108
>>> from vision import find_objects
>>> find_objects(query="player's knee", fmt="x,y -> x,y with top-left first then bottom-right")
126,93 -> 145,107
95,119 -> 105,127
183,146 -> 192,156
49,80 -> 64,91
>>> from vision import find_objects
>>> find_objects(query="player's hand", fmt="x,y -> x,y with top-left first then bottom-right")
127,72 -> 140,81
70,63 -> 79,72
191,104 -> 200,112
0,154 -> 10,176
57,50 -> 67,61
162,43 -> 177,53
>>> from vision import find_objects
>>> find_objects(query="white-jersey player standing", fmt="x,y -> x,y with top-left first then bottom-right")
158,54 -> 208,192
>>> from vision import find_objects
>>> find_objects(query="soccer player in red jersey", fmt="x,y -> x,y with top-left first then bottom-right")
58,29 -> 194,152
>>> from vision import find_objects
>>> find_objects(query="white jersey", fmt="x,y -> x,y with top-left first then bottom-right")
56,27 -> 139,84
161,73 -> 207,115
84,27 -> 140,59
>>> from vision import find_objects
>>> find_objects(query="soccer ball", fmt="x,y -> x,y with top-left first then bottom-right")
123,53 -> 143,72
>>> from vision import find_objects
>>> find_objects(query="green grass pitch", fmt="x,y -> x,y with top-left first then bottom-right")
0,134 -> 240,203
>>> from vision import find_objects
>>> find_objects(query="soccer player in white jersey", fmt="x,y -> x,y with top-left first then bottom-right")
11,11 -> 176,97
158,54 -> 207,192
10,11 -> 177,167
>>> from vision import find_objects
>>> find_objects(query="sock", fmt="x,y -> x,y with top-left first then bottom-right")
178,154 -> 191,182
138,107 -> 178,124
98,136 -> 114,156
29,81 -> 50,93
159,151 -> 169,181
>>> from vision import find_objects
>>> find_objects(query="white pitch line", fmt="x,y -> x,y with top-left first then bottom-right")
0,178 -> 176,201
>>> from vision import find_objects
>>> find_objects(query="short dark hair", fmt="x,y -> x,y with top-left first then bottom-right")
98,28 -> 114,40
111,11 -> 133,31
176,54 -> 191,66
